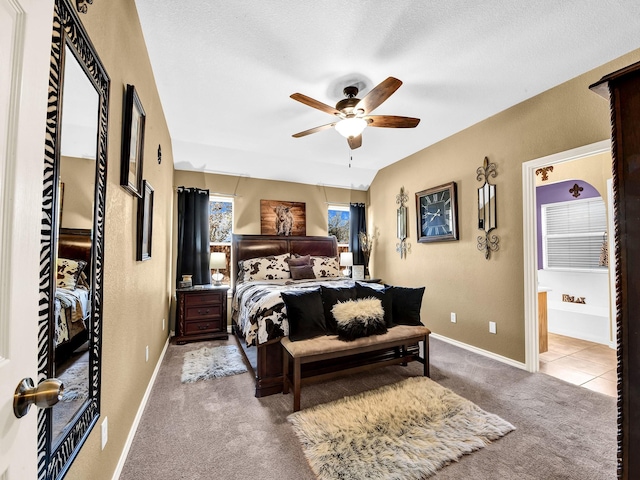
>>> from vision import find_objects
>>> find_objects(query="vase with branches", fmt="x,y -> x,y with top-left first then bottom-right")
359,231 -> 374,278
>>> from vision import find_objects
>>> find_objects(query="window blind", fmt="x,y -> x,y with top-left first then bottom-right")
542,198 -> 607,269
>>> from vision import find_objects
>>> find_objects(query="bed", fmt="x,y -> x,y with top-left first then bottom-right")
231,234 -> 424,397
54,228 -> 92,364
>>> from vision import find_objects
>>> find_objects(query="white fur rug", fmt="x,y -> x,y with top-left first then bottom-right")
181,345 -> 248,383
287,376 -> 515,479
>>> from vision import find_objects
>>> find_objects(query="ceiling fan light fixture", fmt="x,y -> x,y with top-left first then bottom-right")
335,117 -> 367,138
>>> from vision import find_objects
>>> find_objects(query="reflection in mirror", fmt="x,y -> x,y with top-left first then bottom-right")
51,44 -> 98,443
477,182 -> 496,232
39,0 -> 110,478
397,206 -> 407,239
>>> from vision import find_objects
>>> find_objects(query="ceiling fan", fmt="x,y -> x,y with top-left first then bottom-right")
290,76 -> 420,149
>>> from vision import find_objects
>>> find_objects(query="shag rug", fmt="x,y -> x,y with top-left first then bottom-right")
287,376 -> 515,480
58,362 -> 89,402
181,345 -> 248,383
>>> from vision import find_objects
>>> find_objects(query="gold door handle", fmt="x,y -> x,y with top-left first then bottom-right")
13,377 -> 64,418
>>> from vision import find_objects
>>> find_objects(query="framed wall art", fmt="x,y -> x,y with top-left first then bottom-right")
121,84 -> 146,197
260,199 -> 306,236
136,180 -> 154,261
416,181 -> 459,243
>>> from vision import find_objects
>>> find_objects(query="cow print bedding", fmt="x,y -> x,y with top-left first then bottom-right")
232,278 -> 354,346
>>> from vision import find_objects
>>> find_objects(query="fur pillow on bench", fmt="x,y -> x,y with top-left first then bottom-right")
332,298 -> 387,341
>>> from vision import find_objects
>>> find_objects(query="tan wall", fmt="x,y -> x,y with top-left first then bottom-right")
534,151 -> 612,198
172,171 -> 367,236
59,155 -> 95,229
369,48 -> 640,363
66,2 -> 175,479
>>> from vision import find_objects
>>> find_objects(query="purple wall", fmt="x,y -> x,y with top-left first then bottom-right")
536,180 -> 601,270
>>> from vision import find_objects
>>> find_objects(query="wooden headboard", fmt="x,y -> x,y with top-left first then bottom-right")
58,228 -> 93,276
231,234 -> 338,290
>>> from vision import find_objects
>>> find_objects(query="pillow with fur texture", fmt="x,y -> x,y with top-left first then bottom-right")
332,298 -> 387,341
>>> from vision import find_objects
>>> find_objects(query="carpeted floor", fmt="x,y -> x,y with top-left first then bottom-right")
119,337 -> 616,480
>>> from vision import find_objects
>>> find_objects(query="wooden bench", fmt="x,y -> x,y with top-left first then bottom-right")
281,325 -> 431,412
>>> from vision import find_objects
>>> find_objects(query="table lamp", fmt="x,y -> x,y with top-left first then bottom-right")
339,252 -> 353,277
210,252 -> 226,286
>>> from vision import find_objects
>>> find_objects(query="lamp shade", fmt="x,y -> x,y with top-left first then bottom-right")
209,252 -> 226,270
339,252 -> 353,267
334,117 -> 367,138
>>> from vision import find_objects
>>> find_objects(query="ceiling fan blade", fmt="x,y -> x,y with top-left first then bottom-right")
292,122 -> 336,138
366,115 -> 420,128
290,93 -> 341,116
347,134 -> 362,149
356,77 -> 403,114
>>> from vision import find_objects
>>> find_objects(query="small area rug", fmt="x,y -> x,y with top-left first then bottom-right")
181,344 -> 248,383
287,376 -> 515,479
58,362 -> 89,402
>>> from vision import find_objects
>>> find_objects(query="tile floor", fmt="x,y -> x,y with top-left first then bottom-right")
539,333 -> 617,397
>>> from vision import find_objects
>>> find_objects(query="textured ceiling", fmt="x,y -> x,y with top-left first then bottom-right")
134,1 -> 640,191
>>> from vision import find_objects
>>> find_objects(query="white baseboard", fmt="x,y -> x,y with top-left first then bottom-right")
430,333 -> 527,371
111,336 -> 170,480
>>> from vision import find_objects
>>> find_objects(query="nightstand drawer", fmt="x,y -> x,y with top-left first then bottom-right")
185,304 -> 222,320
185,291 -> 224,307
175,285 -> 229,344
184,319 -> 222,335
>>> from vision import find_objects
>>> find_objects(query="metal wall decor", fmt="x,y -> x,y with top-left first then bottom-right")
535,166 -> 554,181
396,186 -> 411,258
76,0 -> 93,13
569,183 -> 584,198
476,156 -> 500,259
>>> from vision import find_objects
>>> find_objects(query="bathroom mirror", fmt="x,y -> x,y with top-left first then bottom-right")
38,0 -> 110,478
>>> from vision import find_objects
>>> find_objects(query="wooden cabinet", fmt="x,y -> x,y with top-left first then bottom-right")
175,285 -> 229,344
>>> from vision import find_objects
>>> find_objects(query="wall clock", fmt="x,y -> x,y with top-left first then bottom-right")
416,181 -> 459,242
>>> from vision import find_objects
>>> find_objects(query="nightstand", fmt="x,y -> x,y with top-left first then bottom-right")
175,285 -> 229,344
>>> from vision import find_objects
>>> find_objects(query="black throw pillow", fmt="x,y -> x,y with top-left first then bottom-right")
320,285 -> 356,334
355,282 -> 394,327
391,286 -> 425,325
281,288 -> 327,341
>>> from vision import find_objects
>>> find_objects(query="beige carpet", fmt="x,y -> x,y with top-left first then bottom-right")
119,337 -> 616,480
288,376 -> 515,479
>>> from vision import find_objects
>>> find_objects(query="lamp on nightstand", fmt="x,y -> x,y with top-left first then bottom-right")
339,251 -> 353,277
210,252 -> 226,286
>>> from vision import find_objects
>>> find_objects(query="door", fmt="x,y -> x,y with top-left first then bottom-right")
0,0 -> 54,478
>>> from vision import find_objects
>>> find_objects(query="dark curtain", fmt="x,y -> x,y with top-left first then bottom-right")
349,203 -> 366,265
176,187 -> 211,286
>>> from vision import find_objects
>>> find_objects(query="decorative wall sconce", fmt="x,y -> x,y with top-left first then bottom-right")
396,186 -> 411,258
477,157 -> 500,259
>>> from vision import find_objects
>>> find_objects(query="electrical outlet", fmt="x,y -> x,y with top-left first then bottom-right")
101,417 -> 108,450
450,312 -> 457,323
162,318 -> 165,331
489,321 -> 497,334
145,345 -> 149,362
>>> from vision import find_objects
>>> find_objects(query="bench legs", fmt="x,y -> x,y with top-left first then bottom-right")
282,336 -> 431,413
282,348 -> 302,411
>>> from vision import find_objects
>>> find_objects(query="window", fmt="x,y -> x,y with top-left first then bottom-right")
209,196 -> 233,243
542,197 -> 607,270
328,205 -> 350,244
